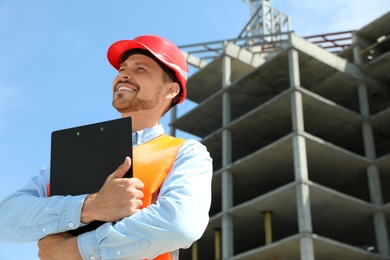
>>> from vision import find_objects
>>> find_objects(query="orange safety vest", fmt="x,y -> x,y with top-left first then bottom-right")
48,134 -> 185,260
134,134 -> 185,260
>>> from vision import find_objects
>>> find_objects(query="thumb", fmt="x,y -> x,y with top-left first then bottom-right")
111,156 -> 131,179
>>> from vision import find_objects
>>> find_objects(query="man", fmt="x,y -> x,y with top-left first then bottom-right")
0,35 -> 213,260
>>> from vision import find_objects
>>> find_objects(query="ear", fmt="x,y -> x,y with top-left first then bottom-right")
165,82 -> 180,100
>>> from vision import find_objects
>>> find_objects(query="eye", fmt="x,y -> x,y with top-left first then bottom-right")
136,66 -> 146,72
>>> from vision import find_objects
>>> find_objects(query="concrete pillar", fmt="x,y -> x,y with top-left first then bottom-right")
357,78 -> 389,256
221,214 -> 234,258
169,105 -> 177,136
367,165 -> 383,205
352,32 -> 372,66
373,211 -> 389,256
352,33 -> 364,66
221,45 -> 234,259
288,48 -> 315,260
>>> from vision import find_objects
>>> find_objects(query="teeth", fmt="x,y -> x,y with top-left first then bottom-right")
117,86 -> 135,92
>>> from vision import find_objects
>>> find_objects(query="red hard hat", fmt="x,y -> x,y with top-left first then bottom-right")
107,35 -> 188,104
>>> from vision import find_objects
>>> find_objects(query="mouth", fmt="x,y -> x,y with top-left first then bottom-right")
115,82 -> 138,93
117,86 -> 136,92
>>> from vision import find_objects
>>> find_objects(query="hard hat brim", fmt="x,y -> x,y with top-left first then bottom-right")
107,40 -> 150,70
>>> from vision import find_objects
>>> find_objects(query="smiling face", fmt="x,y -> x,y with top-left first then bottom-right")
112,53 -> 170,114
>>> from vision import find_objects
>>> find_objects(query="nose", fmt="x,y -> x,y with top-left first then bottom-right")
118,69 -> 131,80
113,70 -> 131,91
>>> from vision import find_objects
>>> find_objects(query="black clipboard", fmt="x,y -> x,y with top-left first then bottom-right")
50,117 -> 132,235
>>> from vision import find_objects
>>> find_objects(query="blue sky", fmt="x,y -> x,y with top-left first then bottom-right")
0,0 -> 388,259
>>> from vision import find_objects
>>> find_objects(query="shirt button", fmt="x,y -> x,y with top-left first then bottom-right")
42,228 -> 47,233
68,222 -> 74,228
116,250 -> 121,255
90,256 -> 95,260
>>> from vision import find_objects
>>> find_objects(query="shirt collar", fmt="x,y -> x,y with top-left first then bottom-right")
132,124 -> 165,147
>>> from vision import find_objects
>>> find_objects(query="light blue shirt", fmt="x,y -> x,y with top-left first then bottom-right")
0,125 -> 213,260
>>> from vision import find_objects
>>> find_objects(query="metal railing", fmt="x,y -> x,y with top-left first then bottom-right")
178,32 -> 291,67
304,30 -> 355,53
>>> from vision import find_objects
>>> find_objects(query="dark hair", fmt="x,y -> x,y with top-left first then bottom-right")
120,49 -> 183,106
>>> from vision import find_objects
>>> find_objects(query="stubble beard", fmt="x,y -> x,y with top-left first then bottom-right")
112,91 -> 160,113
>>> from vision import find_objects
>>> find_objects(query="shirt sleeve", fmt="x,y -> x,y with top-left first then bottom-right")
78,139 -> 213,260
0,167 -> 87,243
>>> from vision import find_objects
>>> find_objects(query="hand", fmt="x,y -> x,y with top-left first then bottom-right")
38,233 -> 81,260
81,156 -> 144,223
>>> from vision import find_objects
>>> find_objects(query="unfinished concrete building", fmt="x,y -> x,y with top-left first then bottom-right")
170,2 -> 390,259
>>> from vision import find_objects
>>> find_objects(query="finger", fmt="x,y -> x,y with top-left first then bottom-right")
131,177 -> 145,189
109,157 -> 131,179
